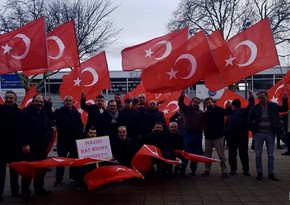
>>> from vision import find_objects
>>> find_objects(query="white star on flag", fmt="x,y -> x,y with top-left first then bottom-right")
225,55 -> 236,67
73,77 -> 81,86
2,43 -> 12,54
166,68 -> 178,80
270,96 -> 279,103
144,48 -> 154,58
163,109 -> 169,115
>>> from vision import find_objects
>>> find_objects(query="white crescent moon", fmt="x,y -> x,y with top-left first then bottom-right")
153,40 -> 172,60
11,33 -> 31,59
47,35 -> 65,60
274,84 -> 284,95
25,98 -> 33,107
52,158 -> 65,162
223,100 -> 232,108
144,145 -> 158,156
234,40 -> 257,67
166,101 -> 179,113
81,67 -> 98,87
174,54 -> 197,79
86,100 -> 95,105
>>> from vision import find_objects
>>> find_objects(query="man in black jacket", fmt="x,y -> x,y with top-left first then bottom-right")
53,95 -> 83,187
202,97 -> 230,178
21,94 -> 53,200
0,91 -> 24,202
225,90 -> 254,176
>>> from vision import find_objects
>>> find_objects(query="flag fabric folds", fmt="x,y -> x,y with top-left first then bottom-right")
215,89 -> 248,108
121,27 -> 188,71
84,165 -> 144,190
174,150 -> 220,163
24,20 -> 80,76
19,85 -> 37,109
204,18 -> 279,91
8,157 -> 104,179
59,51 -> 110,100
141,31 -> 216,93
131,144 -> 181,173
0,17 -> 48,75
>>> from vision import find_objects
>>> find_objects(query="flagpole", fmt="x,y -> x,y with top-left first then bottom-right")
278,64 -> 287,93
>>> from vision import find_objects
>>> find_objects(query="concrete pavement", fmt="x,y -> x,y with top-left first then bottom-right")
1,143 -> 290,205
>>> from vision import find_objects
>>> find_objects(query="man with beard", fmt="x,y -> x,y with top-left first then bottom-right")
178,91 -> 203,176
0,91 -> 24,202
21,94 -> 53,200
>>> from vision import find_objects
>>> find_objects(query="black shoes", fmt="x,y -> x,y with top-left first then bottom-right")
0,195 -> 3,202
222,173 -> 230,179
256,172 -> 263,180
268,173 -> 279,181
11,192 -> 22,198
35,188 -> 52,195
243,172 -> 251,176
282,151 -> 290,156
201,171 -> 210,177
230,171 -> 237,175
23,194 -> 32,201
54,180 -> 63,187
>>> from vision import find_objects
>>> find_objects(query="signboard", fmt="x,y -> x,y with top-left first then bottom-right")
196,85 -> 223,100
0,74 -> 23,89
76,136 -> 113,160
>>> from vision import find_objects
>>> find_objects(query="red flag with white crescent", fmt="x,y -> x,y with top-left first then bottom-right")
0,17 -> 48,74
131,144 -> 181,173
174,150 -> 220,163
84,165 -> 144,190
215,89 -> 248,109
121,27 -> 189,71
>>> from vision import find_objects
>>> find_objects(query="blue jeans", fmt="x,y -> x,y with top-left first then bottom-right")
254,132 -> 275,174
183,129 -> 202,174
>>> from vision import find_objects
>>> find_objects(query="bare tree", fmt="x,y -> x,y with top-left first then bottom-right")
0,0 -> 120,92
167,0 -> 290,90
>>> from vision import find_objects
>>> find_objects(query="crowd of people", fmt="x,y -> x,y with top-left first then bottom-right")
0,89 -> 289,202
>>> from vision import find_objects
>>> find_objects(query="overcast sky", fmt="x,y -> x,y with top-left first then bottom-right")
106,0 -> 180,70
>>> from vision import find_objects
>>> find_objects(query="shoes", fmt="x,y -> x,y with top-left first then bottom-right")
256,172 -> 263,180
11,192 -> 22,198
282,151 -> 290,156
277,146 -> 284,149
23,194 -> 32,201
0,195 -> 3,202
35,188 -> 52,195
268,173 -> 279,181
191,172 -> 197,176
54,180 -> 63,187
201,171 -> 210,177
243,172 -> 251,176
70,178 -> 77,183
230,171 -> 237,175
222,173 -> 230,179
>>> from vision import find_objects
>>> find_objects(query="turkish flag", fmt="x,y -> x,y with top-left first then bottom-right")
267,70 -> 290,105
215,89 -> 248,108
0,95 -> 4,105
141,30 -> 216,93
84,165 -> 144,190
19,85 -> 38,109
122,81 -> 171,104
8,157 -> 104,179
0,17 -> 48,75
131,144 -> 181,173
24,20 -> 80,76
121,27 -> 189,71
59,51 -> 110,100
205,18 -> 279,91
174,150 -> 220,163
207,29 -> 225,50
158,91 -> 191,123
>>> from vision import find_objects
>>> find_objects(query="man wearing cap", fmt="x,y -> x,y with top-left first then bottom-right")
225,90 -> 254,176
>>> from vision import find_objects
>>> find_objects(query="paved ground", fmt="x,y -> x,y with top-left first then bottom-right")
1,142 -> 290,205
